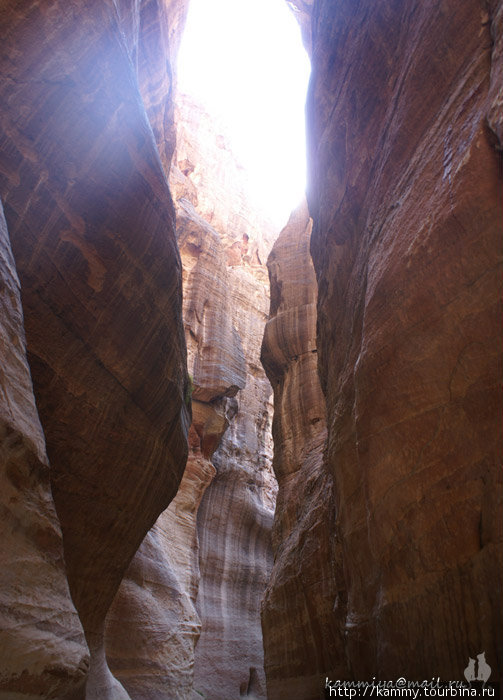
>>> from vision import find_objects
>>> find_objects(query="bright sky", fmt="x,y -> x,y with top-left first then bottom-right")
177,0 -> 311,228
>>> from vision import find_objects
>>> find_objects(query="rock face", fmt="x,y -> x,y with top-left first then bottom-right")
105,445 -> 215,700
107,94 -> 277,699
0,1 -> 190,697
0,202 -> 88,699
193,266 -> 276,700
4,0 -> 498,696
261,201 -> 341,699
262,0 -> 503,694
174,96 -> 277,700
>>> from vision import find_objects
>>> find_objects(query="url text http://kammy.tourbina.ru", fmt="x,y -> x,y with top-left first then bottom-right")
324,678 -> 501,700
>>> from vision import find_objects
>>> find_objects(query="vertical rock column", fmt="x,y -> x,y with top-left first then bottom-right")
193,255 -> 276,700
0,2 -> 190,697
261,201 -> 344,699
175,96 -> 278,700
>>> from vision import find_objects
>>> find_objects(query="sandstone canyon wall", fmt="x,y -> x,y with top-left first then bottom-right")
0,203 -> 88,699
261,201 -> 343,699
262,0 -> 503,695
3,0 -> 500,698
0,3 -> 277,696
172,96 -> 277,700
0,1 -> 190,697
106,94 -> 277,699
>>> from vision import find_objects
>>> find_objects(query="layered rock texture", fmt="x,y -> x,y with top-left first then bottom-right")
261,201 -> 339,699
0,1 -> 190,697
1,2 -> 277,696
175,95 -> 277,700
3,0 -> 499,697
261,0 -> 503,695
0,203 -> 88,699
105,448 -> 215,700
106,94 -> 277,699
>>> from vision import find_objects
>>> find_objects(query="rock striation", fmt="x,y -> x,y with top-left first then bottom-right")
3,0 -> 497,696
262,0 -> 503,694
173,95 -> 277,700
0,202 -> 88,699
107,93 -> 277,699
105,444 -> 215,700
193,265 -> 276,700
261,200 -> 343,699
0,1 -> 190,697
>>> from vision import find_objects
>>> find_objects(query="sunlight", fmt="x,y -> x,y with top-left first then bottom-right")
177,0 -> 311,228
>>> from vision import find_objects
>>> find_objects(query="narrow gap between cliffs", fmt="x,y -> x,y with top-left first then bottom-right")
177,0 -> 311,229
172,2 -> 312,697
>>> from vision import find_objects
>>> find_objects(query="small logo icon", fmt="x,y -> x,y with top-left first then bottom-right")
464,653 -> 491,684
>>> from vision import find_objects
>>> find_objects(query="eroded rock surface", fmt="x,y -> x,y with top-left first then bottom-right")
263,0 -> 503,694
106,446 -> 215,700
107,94 -> 277,698
0,2 -> 190,696
0,202 -> 88,699
261,201 -> 342,699
174,96 -> 278,700
193,262 -> 276,700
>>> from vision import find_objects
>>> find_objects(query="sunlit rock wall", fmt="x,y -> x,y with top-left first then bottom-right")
107,93 -> 277,698
262,0 -> 503,694
193,265 -> 276,700
106,445 -> 215,700
0,1 -> 190,697
175,95 -> 277,700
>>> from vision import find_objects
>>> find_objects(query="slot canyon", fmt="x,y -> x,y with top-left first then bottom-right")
0,0 -> 501,699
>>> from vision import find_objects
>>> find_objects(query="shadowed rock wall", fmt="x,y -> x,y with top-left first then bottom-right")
261,0 -> 503,695
261,201 -> 342,699
0,202 -> 88,699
